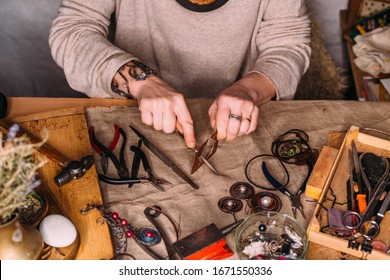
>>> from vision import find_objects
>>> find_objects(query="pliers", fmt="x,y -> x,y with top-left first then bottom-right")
89,124 -> 120,174
96,139 -> 169,192
129,144 -> 170,191
261,159 -> 313,219
90,125 -> 130,180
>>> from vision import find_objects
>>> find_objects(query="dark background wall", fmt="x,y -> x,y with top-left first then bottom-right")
0,0 -> 81,97
0,0 -> 349,98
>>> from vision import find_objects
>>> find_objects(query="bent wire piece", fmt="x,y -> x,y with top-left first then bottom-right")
191,130 -> 219,175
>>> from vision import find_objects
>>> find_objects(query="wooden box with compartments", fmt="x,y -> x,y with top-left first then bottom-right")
306,126 -> 390,260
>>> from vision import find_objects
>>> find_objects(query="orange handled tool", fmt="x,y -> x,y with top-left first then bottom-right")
351,141 -> 367,215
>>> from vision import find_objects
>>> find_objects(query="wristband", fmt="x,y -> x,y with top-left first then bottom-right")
128,60 -> 157,81
111,60 -> 157,99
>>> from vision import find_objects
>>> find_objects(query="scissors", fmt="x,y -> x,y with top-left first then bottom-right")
350,140 -> 367,214
342,174 -> 390,241
89,124 -> 120,174
343,145 -> 390,236
261,158 -> 313,219
176,130 -> 219,175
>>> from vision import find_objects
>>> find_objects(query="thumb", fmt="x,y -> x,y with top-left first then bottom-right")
179,119 -> 196,148
175,107 -> 196,148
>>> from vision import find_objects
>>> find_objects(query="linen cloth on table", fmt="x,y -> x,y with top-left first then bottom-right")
85,98 -> 390,260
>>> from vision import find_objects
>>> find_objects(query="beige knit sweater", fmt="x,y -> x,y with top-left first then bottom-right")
49,0 -> 311,99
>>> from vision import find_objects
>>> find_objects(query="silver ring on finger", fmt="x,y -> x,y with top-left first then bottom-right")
229,113 -> 251,122
229,113 -> 242,121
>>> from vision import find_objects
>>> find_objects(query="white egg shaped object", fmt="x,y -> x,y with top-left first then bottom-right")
39,214 -> 78,248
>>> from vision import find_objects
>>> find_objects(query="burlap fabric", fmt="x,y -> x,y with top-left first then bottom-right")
85,98 -> 390,260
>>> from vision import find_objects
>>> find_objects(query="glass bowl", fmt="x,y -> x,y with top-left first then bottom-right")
235,211 -> 308,260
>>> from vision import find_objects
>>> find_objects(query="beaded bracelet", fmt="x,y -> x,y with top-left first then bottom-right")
81,204 -> 162,259
110,60 -> 157,99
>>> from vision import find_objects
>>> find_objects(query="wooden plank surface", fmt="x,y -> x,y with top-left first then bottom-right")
8,107 -> 114,260
305,145 -> 339,200
5,97 -> 137,119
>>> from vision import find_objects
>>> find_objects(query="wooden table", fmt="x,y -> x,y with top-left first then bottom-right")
3,97 -> 385,260
5,97 -> 138,119
4,97 -> 138,260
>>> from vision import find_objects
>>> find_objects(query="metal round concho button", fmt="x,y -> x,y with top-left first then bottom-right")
137,228 -> 161,246
229,182 -> 255,200
218,197 -> 243,214
251,192 -> 282,213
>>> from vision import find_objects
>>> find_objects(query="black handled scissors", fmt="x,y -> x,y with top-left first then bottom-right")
342,174 -> 390,241
262,159 -> 313,219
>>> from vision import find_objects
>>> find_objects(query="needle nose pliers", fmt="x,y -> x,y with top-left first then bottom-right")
261,159 -> 313,219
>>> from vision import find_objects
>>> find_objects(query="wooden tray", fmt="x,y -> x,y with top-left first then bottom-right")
307,126 -> 390,260
6,107 -> 114,260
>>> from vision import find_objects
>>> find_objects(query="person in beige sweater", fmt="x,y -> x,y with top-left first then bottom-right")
49,0 -> 311,148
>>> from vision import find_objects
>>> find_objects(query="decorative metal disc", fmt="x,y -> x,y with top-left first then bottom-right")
229,182 -> 255,200
218,197 -> 243,214
250,192 -> 282,213
137,227 -> 161,246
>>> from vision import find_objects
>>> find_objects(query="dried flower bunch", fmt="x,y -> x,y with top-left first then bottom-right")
0,124 -> 47,224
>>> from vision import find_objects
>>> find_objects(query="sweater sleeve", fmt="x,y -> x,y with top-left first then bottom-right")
253,0 -> 311,100
48,0 -> 135,98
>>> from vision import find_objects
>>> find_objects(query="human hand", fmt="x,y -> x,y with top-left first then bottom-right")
134,76 -> 196,148
208,84 -> 259,141
208,72 -> 276,141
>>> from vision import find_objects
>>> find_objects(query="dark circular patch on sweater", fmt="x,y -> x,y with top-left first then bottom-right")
176,0 -> 229,12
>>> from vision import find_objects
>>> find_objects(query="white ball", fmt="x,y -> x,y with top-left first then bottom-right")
39,214 -> 78,248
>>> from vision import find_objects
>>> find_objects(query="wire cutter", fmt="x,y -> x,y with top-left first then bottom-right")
96,139 -> 169,192
261,159 -> 313,219
89,124 -> 120,174
129,144 -> 170,191
90,125 -> 130,180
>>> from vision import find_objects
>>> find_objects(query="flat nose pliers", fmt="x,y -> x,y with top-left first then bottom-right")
261,159 -> 313,219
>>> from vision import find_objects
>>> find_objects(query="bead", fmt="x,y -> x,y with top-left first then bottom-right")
281,244 -> 291,256
258,224 -> 267,232
145,230 -> 154,238
120,218 -> 128,226
111,212 -> 119,220
126,229 -> 134,238
260,196 -> 272,207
